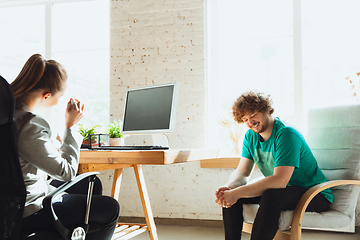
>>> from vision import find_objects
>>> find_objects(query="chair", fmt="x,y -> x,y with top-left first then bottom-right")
0,75 -> 99,240
242,104 -> 360,240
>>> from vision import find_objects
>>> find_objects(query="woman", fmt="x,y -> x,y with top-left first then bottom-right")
11,54 -> 119,240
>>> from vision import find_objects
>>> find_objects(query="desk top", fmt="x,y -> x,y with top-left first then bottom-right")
79,149 -> 220,165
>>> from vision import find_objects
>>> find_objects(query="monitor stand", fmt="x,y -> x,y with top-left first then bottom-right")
152,134 -> 169,147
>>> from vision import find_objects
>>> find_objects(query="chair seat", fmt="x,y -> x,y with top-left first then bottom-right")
243,204 -> 353,232
279,209 -> 352,231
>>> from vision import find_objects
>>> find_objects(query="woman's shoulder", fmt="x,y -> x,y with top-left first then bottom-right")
15,108 -> 50,136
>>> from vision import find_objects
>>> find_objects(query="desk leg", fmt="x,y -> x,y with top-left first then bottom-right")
111,168 -> 123,202
133,164 -> 158,240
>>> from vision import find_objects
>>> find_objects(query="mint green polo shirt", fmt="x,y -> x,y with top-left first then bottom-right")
242,117 -> 333,203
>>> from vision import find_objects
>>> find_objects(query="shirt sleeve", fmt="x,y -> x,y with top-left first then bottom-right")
17,114 -> 83,181
241,130 -> 254,160
274,129 -> 302,168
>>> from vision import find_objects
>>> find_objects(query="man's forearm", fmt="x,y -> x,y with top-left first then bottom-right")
225,169 -> 248,189
231,166 -> 294,198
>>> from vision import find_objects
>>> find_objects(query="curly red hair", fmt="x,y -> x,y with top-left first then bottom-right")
232,91 -> 274,123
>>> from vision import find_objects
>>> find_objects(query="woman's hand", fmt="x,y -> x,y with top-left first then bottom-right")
56,133 -> 63,145
65,98 -> 85,128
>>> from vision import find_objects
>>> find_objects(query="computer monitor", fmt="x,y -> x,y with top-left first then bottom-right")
121,82 -> 180,141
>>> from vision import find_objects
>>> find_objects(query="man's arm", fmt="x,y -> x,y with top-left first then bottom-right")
215,157 -> 254,207
226,157 -> 254,188
220,166 -> 295,207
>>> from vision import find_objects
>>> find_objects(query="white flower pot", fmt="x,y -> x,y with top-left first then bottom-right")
109,138 -> 124,146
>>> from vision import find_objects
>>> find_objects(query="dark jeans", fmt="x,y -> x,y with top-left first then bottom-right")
222,186 -> 331,240
21,177 -> 120,240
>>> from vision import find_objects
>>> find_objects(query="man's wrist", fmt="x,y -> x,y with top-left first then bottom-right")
231,186 -> 243,199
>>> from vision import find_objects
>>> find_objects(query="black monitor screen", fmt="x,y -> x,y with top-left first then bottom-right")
122,85 -> 174,132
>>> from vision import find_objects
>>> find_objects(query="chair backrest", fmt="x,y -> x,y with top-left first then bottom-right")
0,75 -> 26,240
307,104 -> 360,218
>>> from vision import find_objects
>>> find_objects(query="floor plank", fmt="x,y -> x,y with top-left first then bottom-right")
130,224 -> 360,240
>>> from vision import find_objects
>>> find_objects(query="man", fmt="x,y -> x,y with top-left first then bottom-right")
215,91 -> 333,240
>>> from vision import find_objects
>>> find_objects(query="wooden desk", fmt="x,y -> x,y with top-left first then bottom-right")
78,149 -> 219,240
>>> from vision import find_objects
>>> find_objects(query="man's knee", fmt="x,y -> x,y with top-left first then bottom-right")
259,188 -> 284,207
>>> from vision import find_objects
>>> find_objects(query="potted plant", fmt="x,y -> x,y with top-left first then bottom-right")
105,120 -> 124,146
78,124 -> 101,145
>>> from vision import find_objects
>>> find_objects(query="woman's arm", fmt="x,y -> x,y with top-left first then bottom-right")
17,114 -> 83,181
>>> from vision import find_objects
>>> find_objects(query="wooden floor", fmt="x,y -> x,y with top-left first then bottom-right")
130,224 -> 360,240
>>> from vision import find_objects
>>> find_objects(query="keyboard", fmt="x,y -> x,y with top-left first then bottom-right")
94,145 -> 169,150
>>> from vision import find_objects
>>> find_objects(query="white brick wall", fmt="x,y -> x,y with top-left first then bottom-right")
109,0 -> 206,150
104,0 -> 233,220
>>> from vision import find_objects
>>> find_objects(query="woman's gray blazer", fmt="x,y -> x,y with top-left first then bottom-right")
14,101 -> 83,218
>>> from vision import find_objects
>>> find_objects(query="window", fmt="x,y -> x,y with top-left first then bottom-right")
0,0 -> 109,134
51,0 -> 110,132
207,0 -> 360,152
0,5 -> 45,80
301,0 -> 360,111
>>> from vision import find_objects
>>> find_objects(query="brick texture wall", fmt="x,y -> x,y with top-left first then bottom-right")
110,0 -> 206,148
104,0 -> 233,220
